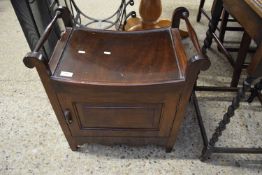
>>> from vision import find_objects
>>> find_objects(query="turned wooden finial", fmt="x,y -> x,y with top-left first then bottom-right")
124,0 -> 188,38
124,0 -> 170,31
139,0 -> 162,29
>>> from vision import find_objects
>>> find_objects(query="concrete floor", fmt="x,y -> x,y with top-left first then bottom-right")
0,0 -> 261,174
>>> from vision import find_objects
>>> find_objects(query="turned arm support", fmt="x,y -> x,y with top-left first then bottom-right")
172,7 -> 211,72
166,7 -> 211,149
24,6 -> 72,69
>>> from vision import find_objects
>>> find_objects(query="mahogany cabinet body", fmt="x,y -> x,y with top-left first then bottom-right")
24,26 -> 209,152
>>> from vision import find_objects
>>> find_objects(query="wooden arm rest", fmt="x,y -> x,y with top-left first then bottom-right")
33,11 -> 61,53
33,6 -> 73,52
24,6 -> 72,68
172,7 -> 210,71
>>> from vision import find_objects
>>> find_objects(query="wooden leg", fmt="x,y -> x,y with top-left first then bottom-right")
69,141 -> 79,151
197,0 -> 206,22
202,0 -> 223,53
219,10 -> 229,44
230,31 -> 251,87
165,146 -> 173,153
247,43 -> 262,78
200,146 -> 212,161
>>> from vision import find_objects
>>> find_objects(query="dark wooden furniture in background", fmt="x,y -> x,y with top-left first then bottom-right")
197,0 -> 249,86
199,0 -> 248,55
202,0 -> 262,88
224,0 -> 262,86
23,7 -> 210,152
195,0 -> 262,161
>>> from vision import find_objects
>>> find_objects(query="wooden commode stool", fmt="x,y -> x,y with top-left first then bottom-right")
23,7 -> 210,152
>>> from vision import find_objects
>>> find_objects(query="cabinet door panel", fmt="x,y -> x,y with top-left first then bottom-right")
57,89 -> 179,137
76,103 -> 162,129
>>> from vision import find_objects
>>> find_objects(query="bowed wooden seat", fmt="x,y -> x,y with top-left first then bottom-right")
52,28 -> 182,85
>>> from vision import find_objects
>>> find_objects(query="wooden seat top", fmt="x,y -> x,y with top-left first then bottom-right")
51,28 -> 186,86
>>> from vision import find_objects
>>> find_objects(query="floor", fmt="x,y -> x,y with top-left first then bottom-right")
0,0 -> 261,174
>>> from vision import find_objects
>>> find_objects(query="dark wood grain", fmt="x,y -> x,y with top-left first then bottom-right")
76,103 -> 162,129
23,7 -> 210,152
53,28 -> 182,86
55,83 -> 181,138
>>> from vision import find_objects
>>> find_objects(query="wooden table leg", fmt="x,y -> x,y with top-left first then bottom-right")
124,0 -> 188,37
247,43 -> 262,78
202,0 -> 223,53
197,0 -> 206,22
230,31 -> 251,87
